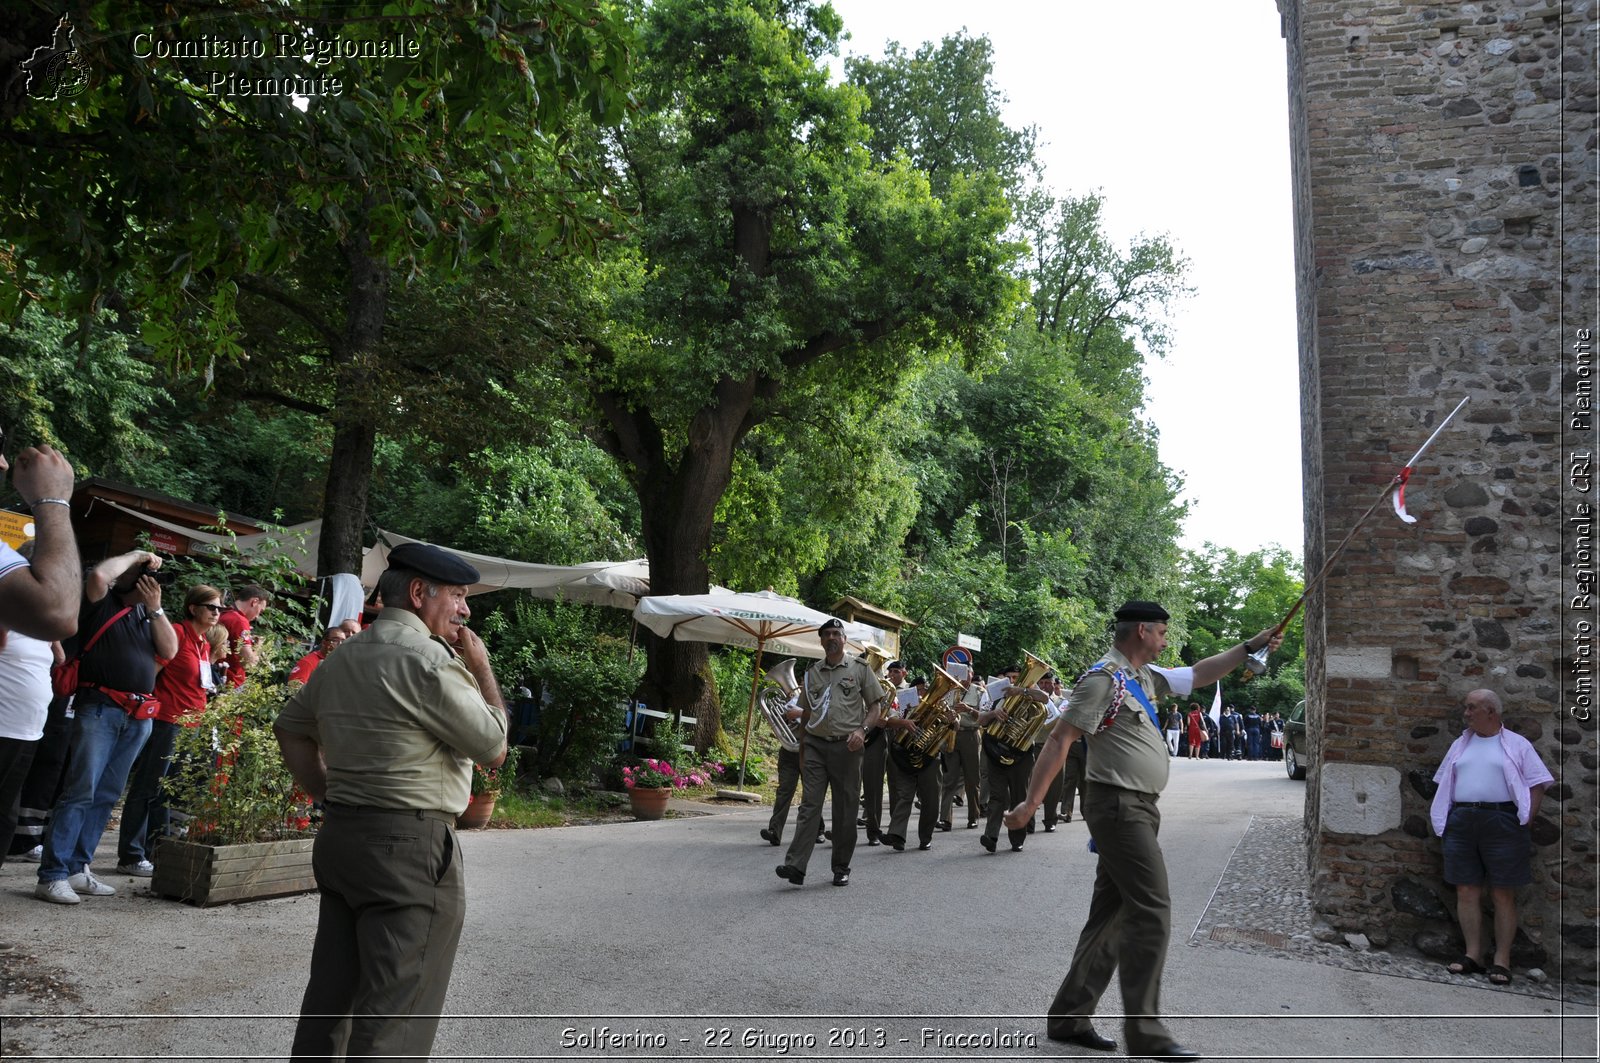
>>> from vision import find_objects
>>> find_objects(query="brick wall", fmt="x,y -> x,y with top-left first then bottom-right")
1279,0 -> 1597,981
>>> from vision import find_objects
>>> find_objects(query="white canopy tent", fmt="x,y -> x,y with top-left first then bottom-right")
633,589 -> 878,793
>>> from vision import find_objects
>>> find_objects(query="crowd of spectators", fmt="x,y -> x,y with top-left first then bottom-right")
0,442 -> 365,901
1162,702 -> 1285,761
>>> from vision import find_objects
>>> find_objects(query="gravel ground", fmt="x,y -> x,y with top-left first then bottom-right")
1188,813 -> 1597,1006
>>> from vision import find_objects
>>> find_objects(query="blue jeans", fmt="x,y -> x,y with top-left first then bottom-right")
39,695 -> 151,881
117,718 -> 179,865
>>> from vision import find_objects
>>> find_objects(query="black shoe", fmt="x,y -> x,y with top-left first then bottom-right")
1062,814 -> 1072,822
759,828 -> 781,846
953,796 -> 963,806
917,840 -> 932,851
980,834 -> 996,853
1048,1028 -> 1117,1052
1008,827 -> 1027,851
1142,1045 -> 1202,1061
938,819 -> 953,832
1043,823 -> 1056,833
885,833 -> 906,852
1026,819 -> 1035,834
832,870 -> 850,886
775,864 -> 804,885
865,835 -> 880,846
966,820 -> 978,829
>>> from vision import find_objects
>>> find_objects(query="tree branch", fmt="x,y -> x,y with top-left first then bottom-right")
235,273 -> 342,350
239,388 -> 330,416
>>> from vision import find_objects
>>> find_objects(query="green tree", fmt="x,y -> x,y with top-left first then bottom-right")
1178,543 -> 1305,711
2,1 -> 634,576
570,0 -> 1022,743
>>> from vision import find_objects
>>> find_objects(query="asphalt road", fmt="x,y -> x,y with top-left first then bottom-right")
0,759 -> 1592,1062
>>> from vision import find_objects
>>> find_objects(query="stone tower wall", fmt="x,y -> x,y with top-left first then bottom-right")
1279,0 -> 1597,982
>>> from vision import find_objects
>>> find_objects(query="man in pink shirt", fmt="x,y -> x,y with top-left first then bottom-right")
1429,689 -> 1553,986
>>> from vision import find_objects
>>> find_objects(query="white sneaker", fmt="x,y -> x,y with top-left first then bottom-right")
66,870 -> 116,897
116,859 -> 155,877
35,879 -> 81,905
17,845 -> 43,862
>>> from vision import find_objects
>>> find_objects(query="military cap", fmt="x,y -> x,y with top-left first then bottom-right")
886,659 -> 905,671
1114,600 -> 1170,623
386,542 -> 480,586
818,617 -> 844,632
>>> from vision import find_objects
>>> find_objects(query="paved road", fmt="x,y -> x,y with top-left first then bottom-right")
0,759 -> 1592,1061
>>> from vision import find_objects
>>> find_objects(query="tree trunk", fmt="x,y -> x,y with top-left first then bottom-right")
316,224 -> 388,577
606,377 -> 762,753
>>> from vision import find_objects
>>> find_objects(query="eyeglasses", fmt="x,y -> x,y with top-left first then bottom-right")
197,603 -> 223,612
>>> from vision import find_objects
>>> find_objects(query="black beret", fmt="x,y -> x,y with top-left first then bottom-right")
1114,600 -> 1170,623
818,617 -> 844,632
386,542 -> 480,586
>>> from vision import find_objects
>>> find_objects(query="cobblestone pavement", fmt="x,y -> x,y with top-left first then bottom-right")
1188,814 -> 1597,1007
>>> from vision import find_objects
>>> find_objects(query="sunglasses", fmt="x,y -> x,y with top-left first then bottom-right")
196,602 -> 223,612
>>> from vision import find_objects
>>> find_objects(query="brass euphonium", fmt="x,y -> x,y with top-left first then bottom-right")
890,664 -> 963,771
982,650 -> 1053,765
759,658 -> 801,753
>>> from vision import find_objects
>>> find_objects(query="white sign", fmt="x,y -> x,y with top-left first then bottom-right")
957,633 -> 982,651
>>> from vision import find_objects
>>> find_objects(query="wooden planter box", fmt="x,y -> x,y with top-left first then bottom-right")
152,836 -> 317,907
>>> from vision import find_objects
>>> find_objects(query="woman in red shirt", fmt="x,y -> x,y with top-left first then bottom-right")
114,584 -> 218,876
1186,703 -> 1206,760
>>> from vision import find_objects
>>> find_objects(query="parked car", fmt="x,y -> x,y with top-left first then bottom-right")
1284,699 -> 1310,780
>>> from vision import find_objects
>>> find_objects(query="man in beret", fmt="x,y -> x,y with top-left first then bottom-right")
1006,601 -> 1281,1061
776,618 -> 886,887
275,541 -> 507,1061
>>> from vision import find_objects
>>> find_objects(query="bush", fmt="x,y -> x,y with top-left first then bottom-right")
163,666 -> 311,846
482,599 -> 641,783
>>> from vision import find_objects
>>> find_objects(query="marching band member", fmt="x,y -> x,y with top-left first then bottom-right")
937,664 -> 985,830
882,675 -> 942,851
858,659 -> 904,847
774,619 -> 886,888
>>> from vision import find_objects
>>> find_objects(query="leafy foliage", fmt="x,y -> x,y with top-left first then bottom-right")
163,669 -> 311,846
1178,543 -> 1306,711
482,598 -> 639,781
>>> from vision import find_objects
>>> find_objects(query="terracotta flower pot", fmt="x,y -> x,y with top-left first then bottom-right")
628,785 -> 671,821
456,790 -> 498,830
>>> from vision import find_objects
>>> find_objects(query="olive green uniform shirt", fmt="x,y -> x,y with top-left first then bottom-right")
799,656 -> 884,739
1061,647 -> 1190,795
275,609 -> 507,813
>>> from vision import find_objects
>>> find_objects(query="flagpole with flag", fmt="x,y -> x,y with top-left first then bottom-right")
1208,682 -> 1222,728
1241,395 -> 1471,680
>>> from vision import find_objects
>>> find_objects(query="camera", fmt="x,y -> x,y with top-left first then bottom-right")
114,560 -> 177,593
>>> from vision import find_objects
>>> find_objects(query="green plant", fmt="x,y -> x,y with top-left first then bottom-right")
162,662 -> 310,846
472,743 -> 522,796
481,599 -> 639,781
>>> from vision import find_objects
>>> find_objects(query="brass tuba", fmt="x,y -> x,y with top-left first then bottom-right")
759,657 -> 801,753
890,664 -> 963,771
982,651 -> 1053,765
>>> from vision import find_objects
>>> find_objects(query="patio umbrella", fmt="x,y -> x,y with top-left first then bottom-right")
632,590 -> 874,793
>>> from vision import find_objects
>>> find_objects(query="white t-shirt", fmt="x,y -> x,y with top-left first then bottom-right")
1452,732 -> 1513,803
0,631 -> 55,741
0,541 -> 28,582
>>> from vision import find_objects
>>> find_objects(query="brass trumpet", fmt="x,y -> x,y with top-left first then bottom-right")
983,650 -> 1053,766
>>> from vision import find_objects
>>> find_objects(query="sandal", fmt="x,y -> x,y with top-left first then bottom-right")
1446,956 -> 1483,976
1487,965 -> 1512,985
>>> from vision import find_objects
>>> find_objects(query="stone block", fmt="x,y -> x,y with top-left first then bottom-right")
1326,646 -> 1392,679
1321,763 -> 1404,835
